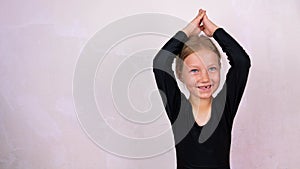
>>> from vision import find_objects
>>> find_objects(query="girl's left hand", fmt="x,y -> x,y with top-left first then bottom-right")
200,13 -> 219,37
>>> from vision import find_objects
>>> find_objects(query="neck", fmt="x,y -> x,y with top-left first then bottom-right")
189,96 -> 212,114
189,96 -> 212,126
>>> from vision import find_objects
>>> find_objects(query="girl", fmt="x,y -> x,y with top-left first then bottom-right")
153,9 -> 251,169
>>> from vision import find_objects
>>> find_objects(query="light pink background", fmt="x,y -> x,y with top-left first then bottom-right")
1,0 -> 300,168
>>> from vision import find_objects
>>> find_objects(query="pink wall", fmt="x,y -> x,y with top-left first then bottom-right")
1,0 -> 300,168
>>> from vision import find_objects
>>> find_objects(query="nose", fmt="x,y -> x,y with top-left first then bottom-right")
198,69 -> 210,83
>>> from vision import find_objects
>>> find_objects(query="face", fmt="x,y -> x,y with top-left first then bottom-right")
180,50 -> 220,100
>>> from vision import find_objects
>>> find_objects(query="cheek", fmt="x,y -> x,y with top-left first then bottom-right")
181,74 -> 197,87
182,74 -> 193,85
210,72 -> 220,84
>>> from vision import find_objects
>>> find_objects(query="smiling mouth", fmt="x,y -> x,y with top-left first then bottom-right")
197,85 -> 212,90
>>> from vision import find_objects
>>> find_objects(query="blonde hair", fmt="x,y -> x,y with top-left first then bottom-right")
175,35 -> 221,78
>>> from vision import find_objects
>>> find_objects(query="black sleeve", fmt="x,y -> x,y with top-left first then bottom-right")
213,28 -> 251,122
153,31 -> 188,124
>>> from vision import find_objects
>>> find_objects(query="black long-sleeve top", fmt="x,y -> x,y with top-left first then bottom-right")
153,28 -> 251,169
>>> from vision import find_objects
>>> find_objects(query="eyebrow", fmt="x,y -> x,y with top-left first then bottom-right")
207,64 -> 219,67
186,64 -> 200,68
186,64 -> 219,70
187,64 -> 199,67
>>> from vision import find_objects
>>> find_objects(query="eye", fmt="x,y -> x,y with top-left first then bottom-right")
190,69 -> 199,73
208,67 -> 217,72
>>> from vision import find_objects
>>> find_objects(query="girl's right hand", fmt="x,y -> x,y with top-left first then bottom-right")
182,9 -> 206,37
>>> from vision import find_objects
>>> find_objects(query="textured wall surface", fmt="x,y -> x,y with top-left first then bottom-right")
1,0 -> 300,168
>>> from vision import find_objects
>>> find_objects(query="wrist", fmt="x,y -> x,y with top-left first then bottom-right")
211,26 -> 220,36
181,27 -> 191,37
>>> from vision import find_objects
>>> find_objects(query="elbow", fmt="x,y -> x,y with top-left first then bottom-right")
246,55 -> 251,69
153,54 -> 160,71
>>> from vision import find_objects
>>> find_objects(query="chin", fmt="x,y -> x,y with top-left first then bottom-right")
198,93 -> 213,99
199,96 -> 213,100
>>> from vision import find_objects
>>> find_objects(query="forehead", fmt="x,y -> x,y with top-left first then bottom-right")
184,50 -> 219,66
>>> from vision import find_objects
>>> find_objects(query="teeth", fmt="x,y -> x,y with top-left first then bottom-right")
198,85 -> 211,89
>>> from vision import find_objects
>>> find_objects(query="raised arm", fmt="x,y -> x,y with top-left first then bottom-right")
213,28 -> 251,122
152,31 -> 187,124
200,12 -> 251,122
153,9 -> 206,123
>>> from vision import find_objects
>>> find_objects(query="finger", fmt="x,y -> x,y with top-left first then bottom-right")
202,13 -> 209,24
198,8 -> 206,14
198,9 -> 206,18
190,9 -> 206,28
198,11 -> 206,26
198,9 -> 203,14
193,10 -> 205,23
200,25 -> 205,31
